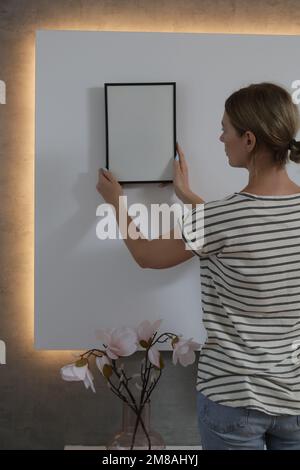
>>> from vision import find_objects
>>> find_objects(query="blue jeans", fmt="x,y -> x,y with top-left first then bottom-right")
197,391 -> 300,450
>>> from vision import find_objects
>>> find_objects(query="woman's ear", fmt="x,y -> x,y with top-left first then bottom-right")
245,130 -> 256,151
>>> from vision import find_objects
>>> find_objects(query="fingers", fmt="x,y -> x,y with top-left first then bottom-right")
173,160 -> 180,173
97,170 -> 110,191
176,142 -> 184,160
98,168 -> 123,194
99,167 -> 114,182
176,142 -> 188,170
176,142 -> 182,153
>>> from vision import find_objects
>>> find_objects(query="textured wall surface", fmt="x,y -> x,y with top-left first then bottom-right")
1,0 -> 300,450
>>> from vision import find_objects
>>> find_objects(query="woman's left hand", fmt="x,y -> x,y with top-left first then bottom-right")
172,142 -> 192,201
96,168 -> 124,206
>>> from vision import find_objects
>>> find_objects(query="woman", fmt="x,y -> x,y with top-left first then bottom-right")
97,82 -> 300,450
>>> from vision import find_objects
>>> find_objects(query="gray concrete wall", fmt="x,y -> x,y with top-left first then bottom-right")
1,0 -> 299,450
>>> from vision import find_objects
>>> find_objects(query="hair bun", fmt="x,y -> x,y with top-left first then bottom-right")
289,139 -> 297,150
289,139 -> 300,163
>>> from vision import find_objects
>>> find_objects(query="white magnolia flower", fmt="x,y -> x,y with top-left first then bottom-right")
147,344 -> 161,369
172,338 -> 201,367
60,362 -> 96,392
61,320 -> 200,399
95,326 -> 138,360
135,319 -> 163,368
136,319 -> 163,344
96,354 -> 112,375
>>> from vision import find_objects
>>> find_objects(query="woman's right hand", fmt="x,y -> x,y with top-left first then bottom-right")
173,142 -> 191,201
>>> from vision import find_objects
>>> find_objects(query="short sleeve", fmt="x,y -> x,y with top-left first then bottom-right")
178,202 -> 227,258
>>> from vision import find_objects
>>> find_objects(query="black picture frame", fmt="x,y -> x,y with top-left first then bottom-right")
104,82 -> 177,183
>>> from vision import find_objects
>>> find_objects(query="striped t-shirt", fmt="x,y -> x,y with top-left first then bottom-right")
180,191 -> 300,416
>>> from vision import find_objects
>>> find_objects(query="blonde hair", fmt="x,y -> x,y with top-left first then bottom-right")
224,82 -> 300,169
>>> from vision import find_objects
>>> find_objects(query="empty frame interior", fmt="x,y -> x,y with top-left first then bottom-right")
105,82 -> 176,183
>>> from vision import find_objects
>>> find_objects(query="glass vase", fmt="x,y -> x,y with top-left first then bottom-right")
106,399 -> 166,450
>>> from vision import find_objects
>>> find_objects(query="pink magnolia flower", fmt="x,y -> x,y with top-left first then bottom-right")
96,326 -> 138,360
60,362 -> 96,392
147,346 -> 161,369
136,319 -> 163,369
96,354 -> 112,375
172,337 -> 201,367
136,319 -> 162,344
